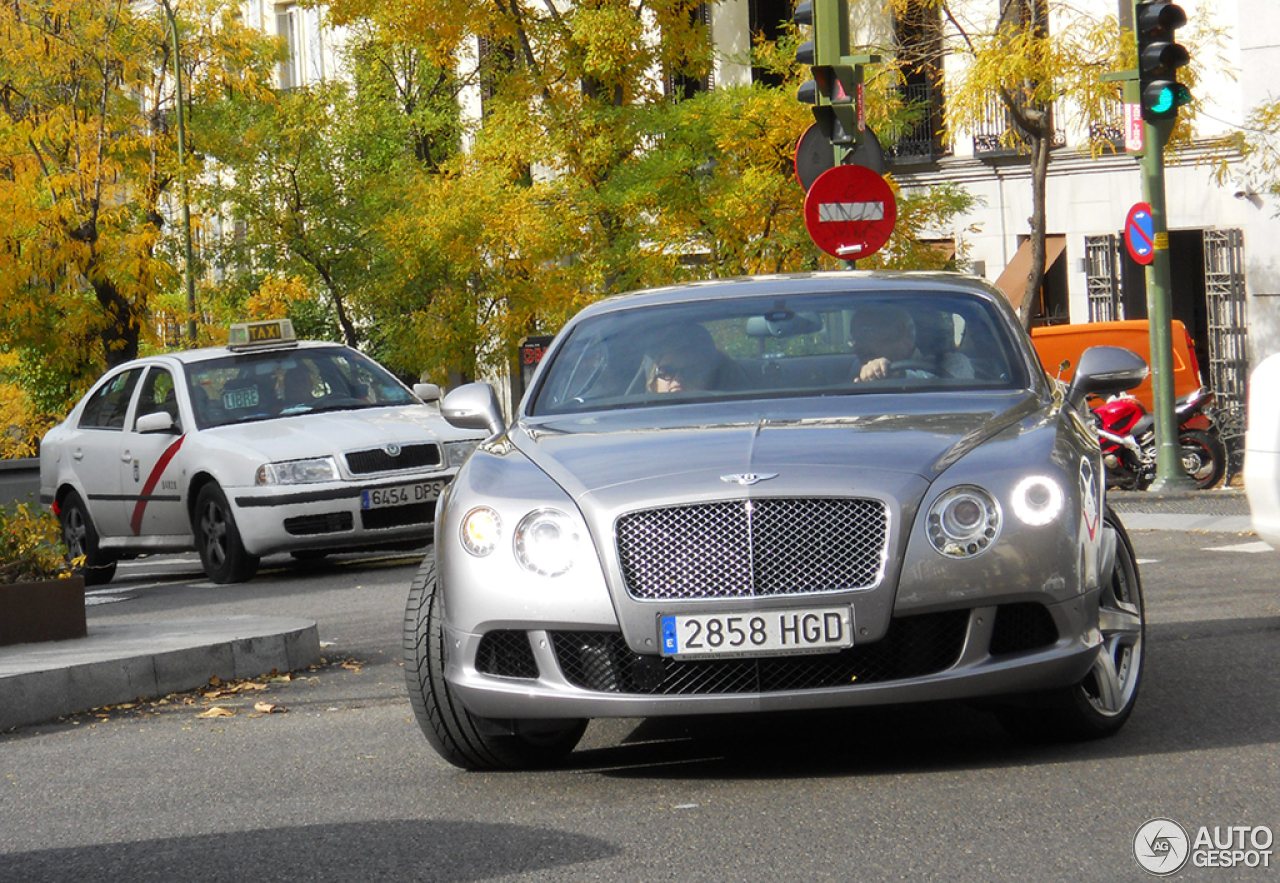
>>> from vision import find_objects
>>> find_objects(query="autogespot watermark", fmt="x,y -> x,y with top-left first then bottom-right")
1133,818 -> 1275,875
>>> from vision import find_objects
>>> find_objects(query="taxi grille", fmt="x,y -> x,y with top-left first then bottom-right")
615,498 -> 888,600
549,611 -> 967,695
345,443 -> 441,475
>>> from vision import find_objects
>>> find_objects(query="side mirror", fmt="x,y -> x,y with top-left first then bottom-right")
1064,346 -> 1149,411
413,382 -> 441,404
136,411 -> 177,434
441,382 -> 506,439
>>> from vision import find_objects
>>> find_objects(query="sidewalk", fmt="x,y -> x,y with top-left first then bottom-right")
0,616 -> 320,732
1107,487 -> 1254,533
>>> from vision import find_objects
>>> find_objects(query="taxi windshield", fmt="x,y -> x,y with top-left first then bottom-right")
185,346 -> 416,429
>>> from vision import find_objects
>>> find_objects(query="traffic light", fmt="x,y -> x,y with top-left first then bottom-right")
794,0 -> 859,145
1135,0 -> 1191,122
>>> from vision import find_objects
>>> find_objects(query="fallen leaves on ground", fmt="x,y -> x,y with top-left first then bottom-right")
253,701 -> 286,714
196,707 -> 236,719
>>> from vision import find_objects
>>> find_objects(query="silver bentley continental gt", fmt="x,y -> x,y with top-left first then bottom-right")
404,272 -> 1151,770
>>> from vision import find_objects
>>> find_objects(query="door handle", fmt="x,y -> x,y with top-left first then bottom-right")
72,449 -> 84,460
121,451 -> 133,463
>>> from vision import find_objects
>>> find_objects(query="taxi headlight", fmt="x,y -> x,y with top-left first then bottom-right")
255,457 -> 338,486
927,486 -> 1001,558
514,508 -> 581,577
1011,475 -> 1064,526
444,440 -> 481,469
460,507 -> 501,557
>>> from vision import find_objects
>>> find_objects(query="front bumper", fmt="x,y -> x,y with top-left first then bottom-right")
230,473 -> 452,556
443,593 -> 1102,720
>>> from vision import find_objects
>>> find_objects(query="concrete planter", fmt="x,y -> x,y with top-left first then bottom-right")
0,577 -> 86,646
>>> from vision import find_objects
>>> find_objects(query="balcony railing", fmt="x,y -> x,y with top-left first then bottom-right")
972,96 -> 1066,156
885,82 -> 951,164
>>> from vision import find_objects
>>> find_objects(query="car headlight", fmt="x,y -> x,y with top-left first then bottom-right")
460,507 -> 502,557
255,457 -> 338,485
927,486 -> 1001,558
1011,475 -> 1064,526
444,440 -> 481,469
514,508 -> 581,577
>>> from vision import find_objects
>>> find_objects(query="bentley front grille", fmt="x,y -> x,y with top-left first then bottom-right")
550,610 -> 968,695
345,443 -> 441,475
615,498 -> 888,600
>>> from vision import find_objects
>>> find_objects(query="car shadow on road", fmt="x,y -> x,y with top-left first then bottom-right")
0,819 -> 618,883
562,615 -> 1280,780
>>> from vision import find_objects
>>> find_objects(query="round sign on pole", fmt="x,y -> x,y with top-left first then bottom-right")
803,164 -> 897,260
794,125 -> 887,192
1124,202 -> 1156,266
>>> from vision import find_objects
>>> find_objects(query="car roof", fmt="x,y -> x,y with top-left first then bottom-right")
128,339 -> 346,368
568,271 -> 1013,321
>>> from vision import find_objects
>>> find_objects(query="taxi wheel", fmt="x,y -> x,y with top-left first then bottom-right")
59,491 -> 117,586
404,552 -> 587,771
998,507 -> 1144,741
194,483 -> 260,584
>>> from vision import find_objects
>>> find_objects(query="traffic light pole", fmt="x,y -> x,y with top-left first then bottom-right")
1141,118 -> 1195,492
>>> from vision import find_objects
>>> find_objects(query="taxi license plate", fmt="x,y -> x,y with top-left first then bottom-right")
361,480 -> 445,510
659,606 -> 853,659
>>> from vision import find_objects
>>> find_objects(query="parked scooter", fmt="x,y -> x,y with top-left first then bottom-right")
1091,387 -> 1227,490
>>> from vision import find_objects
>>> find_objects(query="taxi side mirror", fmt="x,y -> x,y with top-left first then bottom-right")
413,383 -> 442,404
136,411 -> 177,434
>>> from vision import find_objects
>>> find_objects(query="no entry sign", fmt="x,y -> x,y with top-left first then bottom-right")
1125,202 -> 1156,266
803,164 -> 897,260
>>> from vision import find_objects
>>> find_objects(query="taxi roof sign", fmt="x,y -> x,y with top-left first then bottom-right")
228,319 -> 297,351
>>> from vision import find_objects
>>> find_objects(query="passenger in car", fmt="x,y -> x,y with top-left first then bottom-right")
647,325 -> 748,393
850,305 -> 974,382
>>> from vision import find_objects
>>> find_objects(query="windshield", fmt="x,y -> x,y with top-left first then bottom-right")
185,346 -> 417,429
528,289 -> 1028,416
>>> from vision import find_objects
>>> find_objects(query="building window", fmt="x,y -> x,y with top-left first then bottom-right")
665,3 -> 712,99
276,4 -> 300,90
888,0 -> 947,163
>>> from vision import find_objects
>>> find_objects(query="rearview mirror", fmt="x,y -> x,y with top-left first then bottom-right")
1064,346 -> 1149,411
413,382 -> 441,404
136,411 -> 177,434
441,382 -> 507,439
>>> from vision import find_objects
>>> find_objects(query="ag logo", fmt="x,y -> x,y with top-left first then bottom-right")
1133,818 -> 1190,875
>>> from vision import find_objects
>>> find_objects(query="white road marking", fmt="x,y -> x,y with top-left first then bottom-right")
1203,541 -> 1275,554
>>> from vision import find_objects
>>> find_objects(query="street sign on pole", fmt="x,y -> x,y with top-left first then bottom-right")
1124,202 -> 1156,265
1124,103 -> 1144,153
794,124 -> 886,191
803,164 -> 896,260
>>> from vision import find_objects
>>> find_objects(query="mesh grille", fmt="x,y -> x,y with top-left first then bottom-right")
475,631 -> 539,679
345,443 -> 441,475
550,611 -> 967,695
616,498 -> 888,600
989,602 -> 1059,655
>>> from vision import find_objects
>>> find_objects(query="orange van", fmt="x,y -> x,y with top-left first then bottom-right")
1029,320 -> 1202,413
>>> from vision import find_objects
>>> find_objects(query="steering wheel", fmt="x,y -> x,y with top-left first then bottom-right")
887,359 -> 938,376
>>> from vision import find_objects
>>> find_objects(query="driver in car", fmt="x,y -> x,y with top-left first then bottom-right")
851,305 -> 973,382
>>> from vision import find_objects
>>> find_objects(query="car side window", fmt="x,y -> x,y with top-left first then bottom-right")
78,368 -> 143,430
134,368 -> 179,430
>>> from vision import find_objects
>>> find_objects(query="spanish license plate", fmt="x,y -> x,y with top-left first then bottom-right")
659,606 -> 853,659
361,479 -> 446,510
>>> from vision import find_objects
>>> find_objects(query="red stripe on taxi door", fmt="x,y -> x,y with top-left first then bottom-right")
130,435 -> 187,535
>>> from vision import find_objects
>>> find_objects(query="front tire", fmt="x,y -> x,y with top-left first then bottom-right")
1179,429 -> 1227,490
403,552 -> 587,770
998,507 -> 1144,741
194,483 -> 259,584
59,490 -> 117,586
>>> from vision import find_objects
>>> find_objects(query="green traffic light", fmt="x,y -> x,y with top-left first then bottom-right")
1152,86 -> 1174,113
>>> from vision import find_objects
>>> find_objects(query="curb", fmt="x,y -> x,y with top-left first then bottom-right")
0,616 -> 321,732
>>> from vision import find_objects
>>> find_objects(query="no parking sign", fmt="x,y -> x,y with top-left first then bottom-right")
1125,203 -> 1156,266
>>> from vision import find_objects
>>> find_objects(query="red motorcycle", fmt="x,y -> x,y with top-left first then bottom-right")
1091,387 -> 1227,490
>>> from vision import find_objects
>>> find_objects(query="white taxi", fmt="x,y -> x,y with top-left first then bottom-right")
39,320 -> 484,584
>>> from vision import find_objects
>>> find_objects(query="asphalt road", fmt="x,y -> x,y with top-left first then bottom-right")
2,526 -> 1278,882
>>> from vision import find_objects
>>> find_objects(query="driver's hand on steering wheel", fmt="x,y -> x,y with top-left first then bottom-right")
858,357 -> 891,382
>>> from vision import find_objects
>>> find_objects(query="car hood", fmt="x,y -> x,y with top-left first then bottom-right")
513,391 -> 1046,503
199,406 -> 472,460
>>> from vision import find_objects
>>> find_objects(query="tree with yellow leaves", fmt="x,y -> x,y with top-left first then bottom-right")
0,0 -> 277,411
